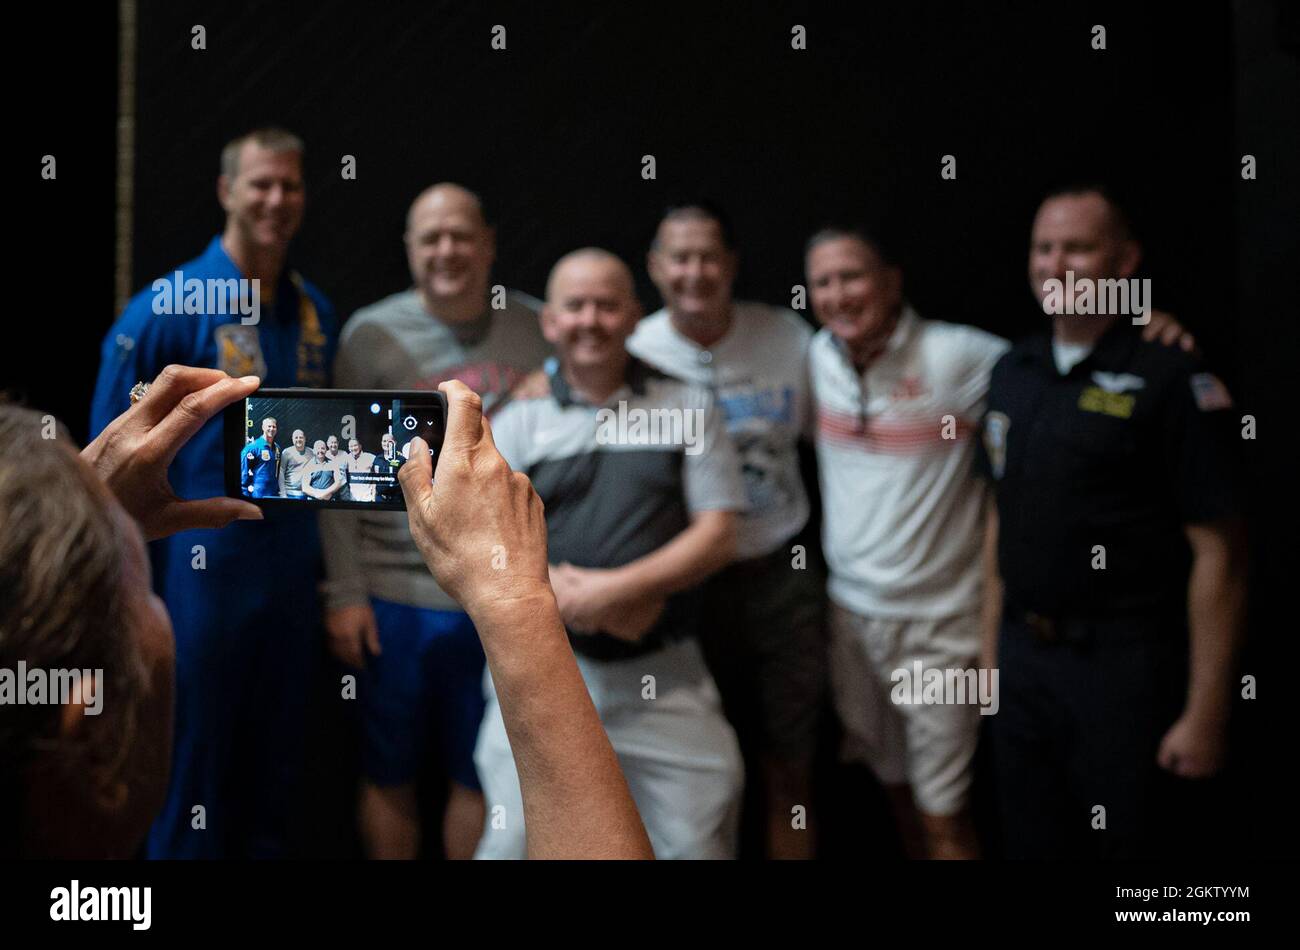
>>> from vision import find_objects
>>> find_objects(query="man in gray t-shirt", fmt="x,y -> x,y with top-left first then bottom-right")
319,183 -> 550,861
279,429 -> 312,498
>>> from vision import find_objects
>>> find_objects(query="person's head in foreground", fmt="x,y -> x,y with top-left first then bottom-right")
0,405 -> 172,858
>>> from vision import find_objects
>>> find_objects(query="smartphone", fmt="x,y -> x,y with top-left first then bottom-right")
224,388 -> 447,510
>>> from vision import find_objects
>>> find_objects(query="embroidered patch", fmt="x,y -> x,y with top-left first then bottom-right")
983,411 -> 1010,479
1078,386 -> 1135,419
214,324 -> 267,379
1090,371 -> 1146,394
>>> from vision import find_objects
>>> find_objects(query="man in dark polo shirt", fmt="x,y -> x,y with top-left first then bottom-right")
473,247 -> 748,859
977,184 -> 1247,859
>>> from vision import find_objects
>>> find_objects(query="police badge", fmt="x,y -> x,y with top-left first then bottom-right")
214,324 -> 268,379
983,411 -> 1010,480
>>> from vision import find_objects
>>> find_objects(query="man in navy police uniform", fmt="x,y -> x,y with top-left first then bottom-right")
978,184 -> 1247,859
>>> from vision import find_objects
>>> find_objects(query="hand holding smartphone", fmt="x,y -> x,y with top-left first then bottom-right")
224,389 -> 447,510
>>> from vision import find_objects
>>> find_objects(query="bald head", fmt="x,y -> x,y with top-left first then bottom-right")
542,248 -> 640,370
546,248 -> 635,303
405,183 -> 495,320
406,183 -> 486,233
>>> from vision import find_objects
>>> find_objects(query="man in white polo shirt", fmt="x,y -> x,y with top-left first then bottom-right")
627,201 -> 825,860
807,219 -> 1199,859
807,226 -> 1009,859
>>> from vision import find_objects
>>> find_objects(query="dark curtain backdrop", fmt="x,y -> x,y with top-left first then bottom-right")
21,1 -> 1250,440
128,2 -> 1237,355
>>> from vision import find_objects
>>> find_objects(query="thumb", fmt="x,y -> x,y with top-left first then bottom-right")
151,497 -> 263,540
438,380 -> 486,453
397,436 -> 433,508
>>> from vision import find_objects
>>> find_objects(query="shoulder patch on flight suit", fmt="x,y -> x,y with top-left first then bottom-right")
215,324 -> 268,379
1190,372 -> 1233,412
983,411 -> 1009,479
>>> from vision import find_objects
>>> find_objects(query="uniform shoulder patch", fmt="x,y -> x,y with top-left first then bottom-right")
1190,372 -> 1233,412
983,411 -> 1010,480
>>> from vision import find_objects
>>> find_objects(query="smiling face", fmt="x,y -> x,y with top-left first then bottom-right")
313,441 -> 327,461
405,184 -> 495,316
326,436 -> 339,454
349,439 -> 362,458
1028,192 -> 1140,312
218,142 -> 304,255
806,235 -> 903,366
261,418 -> 277,443
543,250 -> 641,371
647,214 -> 737,329
292,430 -> 306,451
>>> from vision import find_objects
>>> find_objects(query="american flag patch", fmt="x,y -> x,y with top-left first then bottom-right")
1190,372 -> 1233,412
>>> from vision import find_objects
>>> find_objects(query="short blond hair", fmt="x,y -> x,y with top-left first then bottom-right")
221,127 -> 304,179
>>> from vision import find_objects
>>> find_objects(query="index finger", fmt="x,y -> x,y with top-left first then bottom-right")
137,365 -> 235,425
148,374 -> 261,464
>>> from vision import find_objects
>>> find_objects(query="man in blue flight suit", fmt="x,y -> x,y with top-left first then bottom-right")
242,417 -> 281,498
977,184 -> 1246,859
90,127 -> 337,858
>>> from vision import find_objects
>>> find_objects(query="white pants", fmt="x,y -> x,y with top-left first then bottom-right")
473,637 -> 744,859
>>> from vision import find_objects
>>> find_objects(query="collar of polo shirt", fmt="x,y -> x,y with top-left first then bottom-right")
545,354 -> 652,408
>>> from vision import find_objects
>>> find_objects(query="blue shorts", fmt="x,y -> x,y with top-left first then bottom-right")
359,599 -> 487,791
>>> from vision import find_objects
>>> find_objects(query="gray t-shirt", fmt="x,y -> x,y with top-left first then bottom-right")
319,288 -> 549,612
279,445 -> 313,494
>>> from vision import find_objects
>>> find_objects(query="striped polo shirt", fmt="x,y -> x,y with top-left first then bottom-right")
810,306 -> 1009,620
491,356 -> 747,660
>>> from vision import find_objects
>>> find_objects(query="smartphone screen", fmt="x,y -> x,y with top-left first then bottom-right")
224,389 -> 447,510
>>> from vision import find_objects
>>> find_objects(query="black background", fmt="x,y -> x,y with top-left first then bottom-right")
9,0 -> 1298,863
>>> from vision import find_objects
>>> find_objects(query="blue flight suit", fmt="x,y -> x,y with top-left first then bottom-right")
90,235 -> 336,858
242,436 -> 281,498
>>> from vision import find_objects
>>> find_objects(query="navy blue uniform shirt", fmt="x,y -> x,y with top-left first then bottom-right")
976,322 -> 1240,618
